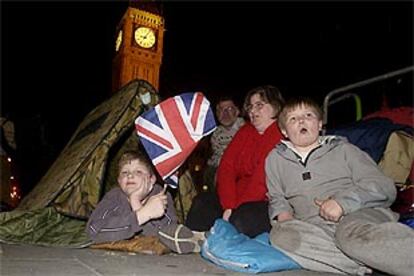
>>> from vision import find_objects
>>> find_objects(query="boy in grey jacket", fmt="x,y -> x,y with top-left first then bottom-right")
265,97 -> 413,276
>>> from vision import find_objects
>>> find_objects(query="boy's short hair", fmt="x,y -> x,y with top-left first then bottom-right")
278,97 -> 323,130
118,150 -> 154,175
243,85 -> 285,119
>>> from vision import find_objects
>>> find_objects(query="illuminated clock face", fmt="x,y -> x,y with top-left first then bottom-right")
134,26 -> 156,49
115,29 -> 123,52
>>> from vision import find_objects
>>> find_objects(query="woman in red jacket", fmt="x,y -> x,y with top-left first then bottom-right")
216,85 -> 284,237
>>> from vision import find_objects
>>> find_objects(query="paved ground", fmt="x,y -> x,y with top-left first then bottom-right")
0,243 -> 338,276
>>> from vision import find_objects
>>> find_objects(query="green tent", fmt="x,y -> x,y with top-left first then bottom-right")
0,79 -> 159,247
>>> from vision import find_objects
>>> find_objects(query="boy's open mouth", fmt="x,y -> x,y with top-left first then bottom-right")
300,128 -> 308,134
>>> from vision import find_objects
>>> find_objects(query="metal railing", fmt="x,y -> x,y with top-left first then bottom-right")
322,65 -> 414,134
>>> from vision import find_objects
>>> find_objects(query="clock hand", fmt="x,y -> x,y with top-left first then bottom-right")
143,29 -> 151,39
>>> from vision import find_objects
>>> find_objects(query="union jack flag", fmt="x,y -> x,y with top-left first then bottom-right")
135,92 -> 216,188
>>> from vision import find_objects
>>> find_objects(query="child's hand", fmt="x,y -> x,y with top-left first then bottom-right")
129,174 -> 153,210
136,185 -> 168,225
222,209 -> 232,221
277,211 -> 294,222
314,198 -> 343,222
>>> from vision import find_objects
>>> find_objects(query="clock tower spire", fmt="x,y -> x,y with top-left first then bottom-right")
112,0 -> 165,93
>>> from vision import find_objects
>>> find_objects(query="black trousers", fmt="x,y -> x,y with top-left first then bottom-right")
185,192 -> 222,232
185,193 -> 271,238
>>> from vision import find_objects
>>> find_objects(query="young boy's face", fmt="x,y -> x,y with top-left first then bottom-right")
117,159 -> 155,196
281,104 -> 322,152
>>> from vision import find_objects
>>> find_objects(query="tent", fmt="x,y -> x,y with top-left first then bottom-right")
0,79 -> 159,247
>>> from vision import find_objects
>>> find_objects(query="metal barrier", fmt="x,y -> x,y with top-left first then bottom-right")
322,66 -> 414,134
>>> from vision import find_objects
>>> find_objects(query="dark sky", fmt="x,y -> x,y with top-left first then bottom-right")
1,1 -> 413,192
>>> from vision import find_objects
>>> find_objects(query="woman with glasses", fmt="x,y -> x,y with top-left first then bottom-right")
216,85 -> 285,237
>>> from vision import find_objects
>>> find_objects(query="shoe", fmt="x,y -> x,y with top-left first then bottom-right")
158,224 -> 206,254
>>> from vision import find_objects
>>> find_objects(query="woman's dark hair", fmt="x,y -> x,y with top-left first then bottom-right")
243,85 -> 285,119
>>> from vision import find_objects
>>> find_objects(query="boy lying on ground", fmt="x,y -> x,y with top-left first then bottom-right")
86,150 -> 204,254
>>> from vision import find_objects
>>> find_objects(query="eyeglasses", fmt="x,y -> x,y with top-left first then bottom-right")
245,101 -> 266,113
119,170 -> 147,178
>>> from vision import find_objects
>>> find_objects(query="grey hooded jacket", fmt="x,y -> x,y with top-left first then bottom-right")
265,136 -> 396,226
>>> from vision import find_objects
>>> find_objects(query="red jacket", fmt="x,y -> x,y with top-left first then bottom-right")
216,122 -> 283,210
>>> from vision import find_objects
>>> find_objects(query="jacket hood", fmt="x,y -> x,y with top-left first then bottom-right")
276,135 -> 348,163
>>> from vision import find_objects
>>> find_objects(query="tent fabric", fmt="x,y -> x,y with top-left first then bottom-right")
16,80 -> 158,219
174,170 -> 198,224
0,207 -> 90,248
0,79 -> 159,247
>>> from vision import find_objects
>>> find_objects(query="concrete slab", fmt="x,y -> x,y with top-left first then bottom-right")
0,243 -> 338,276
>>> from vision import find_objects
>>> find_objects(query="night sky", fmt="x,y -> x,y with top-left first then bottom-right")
2,1 -> 413,194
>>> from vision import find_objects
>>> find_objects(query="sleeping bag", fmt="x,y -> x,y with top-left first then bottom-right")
201,219 -> 300,273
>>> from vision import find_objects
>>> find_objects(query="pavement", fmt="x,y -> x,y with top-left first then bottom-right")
0,243 -> 338,276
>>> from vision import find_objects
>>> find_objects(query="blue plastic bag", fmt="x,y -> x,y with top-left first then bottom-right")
201,219 -> 301,273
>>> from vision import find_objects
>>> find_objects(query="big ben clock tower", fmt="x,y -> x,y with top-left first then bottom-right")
112,1 -> 164,92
